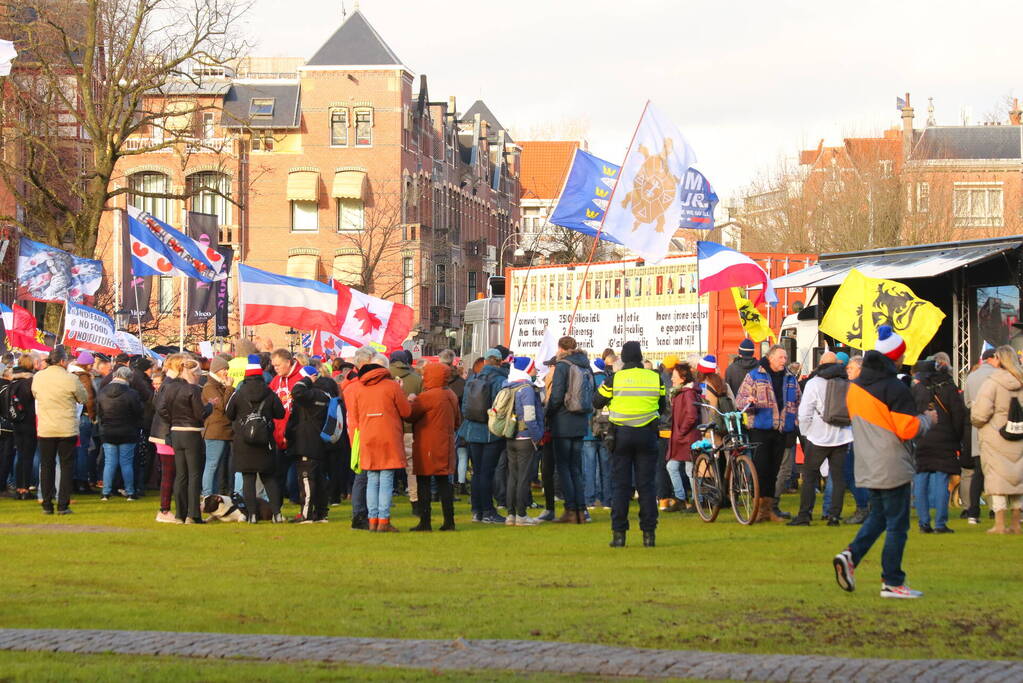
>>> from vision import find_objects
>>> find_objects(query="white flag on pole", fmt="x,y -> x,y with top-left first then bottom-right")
534,325 -> 561,379
601,101 -> 697,264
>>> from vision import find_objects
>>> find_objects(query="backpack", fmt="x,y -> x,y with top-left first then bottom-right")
822,377 -> 851,427
562,362 -> 594,414
240,396 -> 272,447
488,384 -> 527,438
2,380 -> 28,424
1000,395 -> 1023,441
320,395 -> 346,444
463,375 -> 493,423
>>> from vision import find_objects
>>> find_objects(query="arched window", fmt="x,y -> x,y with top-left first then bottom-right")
187,171 -> 232,225
128,171 -> 170,222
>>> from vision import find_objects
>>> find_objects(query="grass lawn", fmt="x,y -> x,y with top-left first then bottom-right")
0,491 -> 1020,667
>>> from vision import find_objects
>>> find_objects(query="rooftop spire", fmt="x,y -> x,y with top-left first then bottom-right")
306,7 -> 402,68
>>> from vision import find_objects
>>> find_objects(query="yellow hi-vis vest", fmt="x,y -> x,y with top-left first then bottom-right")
598,367 -> 664,427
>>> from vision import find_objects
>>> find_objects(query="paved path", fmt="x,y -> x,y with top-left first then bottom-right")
0,628 -> 1019,681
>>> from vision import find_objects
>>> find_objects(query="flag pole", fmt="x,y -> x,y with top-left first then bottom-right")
567,99 -> 650,336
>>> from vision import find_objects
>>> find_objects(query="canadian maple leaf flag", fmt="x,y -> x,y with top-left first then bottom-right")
332,281 -> 414,350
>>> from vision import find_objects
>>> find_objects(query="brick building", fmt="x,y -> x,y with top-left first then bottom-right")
96,9 -> 520,352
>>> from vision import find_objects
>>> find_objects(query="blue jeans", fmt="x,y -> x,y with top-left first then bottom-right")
74,416 -> 93,482
468,441 -> 503,515
351,470 -> 368,519
582,440 -> 613,506
666,460 -> 693,501
102,442 -> 136,496
848,483 -> 911,587
913,471 -> 949,528
456,446 -> 469,484
822,446 -> 870,516
366,469 -> 396,520
202,440 -> 229,497
553,437 -> 586,512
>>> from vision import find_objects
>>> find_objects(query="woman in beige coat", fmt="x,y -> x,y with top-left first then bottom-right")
970,345 -> 1023,534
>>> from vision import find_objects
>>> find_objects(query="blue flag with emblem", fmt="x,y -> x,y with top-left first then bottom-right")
678,168 -> 718,230
549,149 -> 623,244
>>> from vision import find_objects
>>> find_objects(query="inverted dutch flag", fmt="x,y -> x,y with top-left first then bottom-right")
697,241 -> 777,306
128,206 -> 223,282
238,264 -> 339,332
0,303 -> 12,332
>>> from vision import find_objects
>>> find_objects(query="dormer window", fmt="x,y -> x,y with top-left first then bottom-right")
249,98 -> 275,117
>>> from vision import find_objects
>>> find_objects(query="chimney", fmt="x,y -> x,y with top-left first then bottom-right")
901,92 -> 914,162
448,95 -> 456,118
1011,98 -> 1022,126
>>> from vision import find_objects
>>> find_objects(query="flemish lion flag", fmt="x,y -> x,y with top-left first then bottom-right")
731,287 -> 774,343
820,268 -> 944,365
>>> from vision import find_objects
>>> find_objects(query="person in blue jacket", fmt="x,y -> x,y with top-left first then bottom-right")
457,348 -> 510,523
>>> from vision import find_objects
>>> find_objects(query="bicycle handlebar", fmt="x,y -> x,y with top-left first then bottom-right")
695,402 -> 751,418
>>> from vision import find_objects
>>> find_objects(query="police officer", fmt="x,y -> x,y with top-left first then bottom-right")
593,341 -> 667,548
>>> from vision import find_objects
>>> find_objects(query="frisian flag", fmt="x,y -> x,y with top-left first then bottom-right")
128,205 -> 223,281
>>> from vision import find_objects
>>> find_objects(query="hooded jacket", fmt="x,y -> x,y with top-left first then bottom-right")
970,368 -> 1023,495
797,362 -> 853,448
9,368 -> 36,436
269,360 -> 302,450
503,372 -> 545,442
286,376 -> 331,460
96,380 -> 143,444
32,363 -> 88,438
911,365 -> 966,474
225,375 -> 285,473
736,357 -> 800,433
67,363 -> 96,421
725,356 -> 759,397
348,365 -> 410,471
98,364 -> 153,403
201,373 -> 235,441
389,361 -> 421,434
458,364 -> 510,444
408,363 -> 461,476
546,350 -> 594,438
667,384 -> 699,462
846,350 -> 932,489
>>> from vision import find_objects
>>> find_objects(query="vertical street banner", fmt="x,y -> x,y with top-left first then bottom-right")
64,301 -> 119,356
186,212 -> 219,326
214,245 -> 233,337
120,211 -> 153,323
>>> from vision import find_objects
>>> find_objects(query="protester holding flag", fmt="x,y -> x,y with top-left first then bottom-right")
32,346 -> 88,515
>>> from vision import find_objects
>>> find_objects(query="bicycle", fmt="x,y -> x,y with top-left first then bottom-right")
689,404 -> 760,525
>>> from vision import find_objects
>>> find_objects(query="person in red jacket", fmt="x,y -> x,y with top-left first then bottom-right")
269,348 -> 302,498
667,361 -> 700,512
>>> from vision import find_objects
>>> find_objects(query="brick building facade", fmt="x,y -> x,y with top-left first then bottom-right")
95,9 -> 520,352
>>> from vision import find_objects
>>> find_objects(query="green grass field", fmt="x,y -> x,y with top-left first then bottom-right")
0,491 -> 1020,675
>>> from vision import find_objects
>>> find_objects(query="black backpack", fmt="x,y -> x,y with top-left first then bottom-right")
2,380 -> 28,424
1000,396 -> 1023,441
240,396 -> 272,447
463,375 -> 492,423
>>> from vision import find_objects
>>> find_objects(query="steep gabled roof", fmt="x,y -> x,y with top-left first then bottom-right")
305,10 -> 403,68
461,100 -> 512,142
912,126 -> 1023,161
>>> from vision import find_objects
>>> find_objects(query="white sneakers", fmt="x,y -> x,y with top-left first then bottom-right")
880,584 -> 923,599
504,514 -> 542,526
155,511 -> 177,524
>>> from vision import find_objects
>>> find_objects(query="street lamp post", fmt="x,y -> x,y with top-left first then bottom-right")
497,232 -> 527,272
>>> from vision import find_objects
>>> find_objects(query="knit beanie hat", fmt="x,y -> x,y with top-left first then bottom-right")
75,350 -> 95,366
874,325 -> 906,361
209,356 -> 230,374
662,354 -> 679,370
299,365 -> 318,379
511,356 -> 534,374
697,354 -> 717,374
738,338 -> 755,357
621,341 -> 643,364
591,358 -> 606,373
835,351 -> 850,365
245,354 -> 263,377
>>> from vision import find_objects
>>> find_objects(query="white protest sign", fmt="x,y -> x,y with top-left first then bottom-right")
64,302 -> 119,355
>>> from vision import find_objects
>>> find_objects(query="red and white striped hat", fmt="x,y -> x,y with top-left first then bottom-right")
245,354 -> 263,377
697,354 -> 717,374
874,325 -> 906,361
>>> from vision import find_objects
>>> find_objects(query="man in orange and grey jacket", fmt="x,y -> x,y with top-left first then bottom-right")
832,326 -> 936,600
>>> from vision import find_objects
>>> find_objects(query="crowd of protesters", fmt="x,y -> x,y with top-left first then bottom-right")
1,325 -> 1021,598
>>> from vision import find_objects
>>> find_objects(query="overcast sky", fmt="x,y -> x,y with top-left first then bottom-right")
243,0 -> 1022,203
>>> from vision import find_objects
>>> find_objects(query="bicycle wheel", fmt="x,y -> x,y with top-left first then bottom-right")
729,453 -> 760,525
692,452 -> 722,522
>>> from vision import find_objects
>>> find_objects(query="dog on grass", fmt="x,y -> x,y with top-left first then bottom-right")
201,493 -> 272,522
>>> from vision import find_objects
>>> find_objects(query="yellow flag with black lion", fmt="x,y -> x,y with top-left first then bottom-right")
820,268 -> 944,365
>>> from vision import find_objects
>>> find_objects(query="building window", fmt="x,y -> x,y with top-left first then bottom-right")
187,172 -> 231,225
402,257 -> 414,307
336,198 -> 364,232
332,252 -> 362,287
158,275 -> 175,315
916,182 -> 929,214
953,183 -> 1003,228
128,171 -> 170,222
291,200 -> 318,232
434,263 -> 448,307
468,270 -> 477,302
202,112 -> 216,140
251,134 -> 274,152
330,109 -> 348,146
354,107 -> 372,147
286,251 -> 319,280
249,98 -> 274,117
